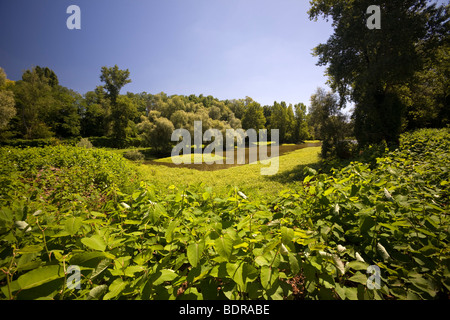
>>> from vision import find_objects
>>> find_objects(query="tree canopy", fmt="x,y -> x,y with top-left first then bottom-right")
309,0 -> 449,145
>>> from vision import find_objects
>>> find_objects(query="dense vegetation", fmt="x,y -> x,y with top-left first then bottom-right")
0,0 -> 448,301
0,128 -> 448,300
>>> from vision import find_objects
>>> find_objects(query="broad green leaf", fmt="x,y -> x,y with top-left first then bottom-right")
187,241 -> 205,267
214,234 -> 234,262
165,220 -> 179,243
90,259 -> 111,280
233,262 -> 258,290
152,269 -> 178,286
81,235 -> 107,252
17,265 -> 64,290
18,245 -> 43,254
64,217 -> 83,236
281,227 -> 294,245
104,278 -> 127,300
260,266 -> 278,290
349,272 -> 368,285
70,252 -> 113,267
87,285 -> 108,300
288,253 -> 300,275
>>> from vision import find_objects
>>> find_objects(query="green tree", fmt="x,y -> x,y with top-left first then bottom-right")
80,86 -> 112,137
138,116 -> 174,154
111,96 -> 138,144
241,102 -> 266,132
0,68 -> 16,135
99,65 -> 133,143
309,88 -> 349,158
269,102 -> 289,143
12,67 -> 54,138
309,0 -> 448,146
46,86 -> 81,138
403,39 -> 450,129
293,103 -> 310,142
100,65 -> 131,104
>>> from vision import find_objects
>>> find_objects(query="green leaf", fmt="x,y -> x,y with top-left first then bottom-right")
64,217 -> 83,236
281,227 -> 294,245
214,234 -> 234,262
17,265 -> 64,290
18,245 -> 43,254
81,235 -> 107,252
187,241 -> 205,268
288,253 -> 300,275
152,269 -> 178,286
90,259 -> 111,280
104,278 -> 127,300
233,262 -> 258,290
260,266 -> 278,290
87,285 -> 108,300
165,220 -> 179,243
349,272 -> 368,285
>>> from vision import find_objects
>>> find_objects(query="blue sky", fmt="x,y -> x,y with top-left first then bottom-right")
1,0 -> 335,107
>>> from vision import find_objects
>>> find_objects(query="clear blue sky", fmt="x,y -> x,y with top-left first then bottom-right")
1,0 -> 335,107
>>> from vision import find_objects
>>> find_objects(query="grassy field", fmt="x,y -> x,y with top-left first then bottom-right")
135,146 -> 321,199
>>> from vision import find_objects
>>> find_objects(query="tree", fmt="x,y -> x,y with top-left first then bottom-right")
111,96 -> 138,144
241,102 -> 266,132
138,116 -> 174,154
80,86 -> 112,137
403,37 -> 450,129
99,65 -> 133,142
308,0 -> 448,146
0,68 -> 16,134
100,65 -> 131,105
12,67 -> 54,138
293,103 -> 310,142
46,86 -> 81,138
22,66 -> 59,87
309,88 -> 349,158
269,102 -> 290,143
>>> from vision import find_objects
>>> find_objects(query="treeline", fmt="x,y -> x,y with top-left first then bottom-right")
0,65 -> 322,151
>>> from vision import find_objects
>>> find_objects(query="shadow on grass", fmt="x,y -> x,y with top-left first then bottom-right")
264,162 -> 323,184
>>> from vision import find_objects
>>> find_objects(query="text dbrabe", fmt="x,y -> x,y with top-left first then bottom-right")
224,304 -> 270,315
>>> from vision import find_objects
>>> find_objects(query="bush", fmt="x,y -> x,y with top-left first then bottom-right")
76,137 -> 93,148
123,149 -> 144,161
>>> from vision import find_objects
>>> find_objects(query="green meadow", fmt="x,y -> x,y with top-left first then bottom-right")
137,145 -> 321,199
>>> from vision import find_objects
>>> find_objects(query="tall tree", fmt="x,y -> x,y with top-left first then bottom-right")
309,0 -> 448,146
293,103 -> 310,142
12,67 -> 54,138
99,65 -> 133,142
100,65 -> 131,105
241,102 -> 266,132
309,88 -> 349,158
0,68 -> 16,135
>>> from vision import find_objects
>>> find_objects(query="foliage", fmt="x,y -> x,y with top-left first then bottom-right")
309,0 -> 449,145
138,116 -> 175,154
123,149 -> 145,162
240,102 -> 266,133
100,65 -> 131,105
308,88 -> 351,158
76,138 -> 93,149
0,128 -> 448,300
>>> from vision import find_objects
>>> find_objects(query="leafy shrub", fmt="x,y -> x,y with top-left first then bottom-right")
76,137 -> 93,148
123,149 -> 144,161
0,128 -> 448,300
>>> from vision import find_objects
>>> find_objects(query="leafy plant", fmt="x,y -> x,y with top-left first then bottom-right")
0,128 -> 448,300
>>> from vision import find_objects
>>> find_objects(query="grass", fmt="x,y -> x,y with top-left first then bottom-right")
155,153 -> 227,164
136,146 -> 321,199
